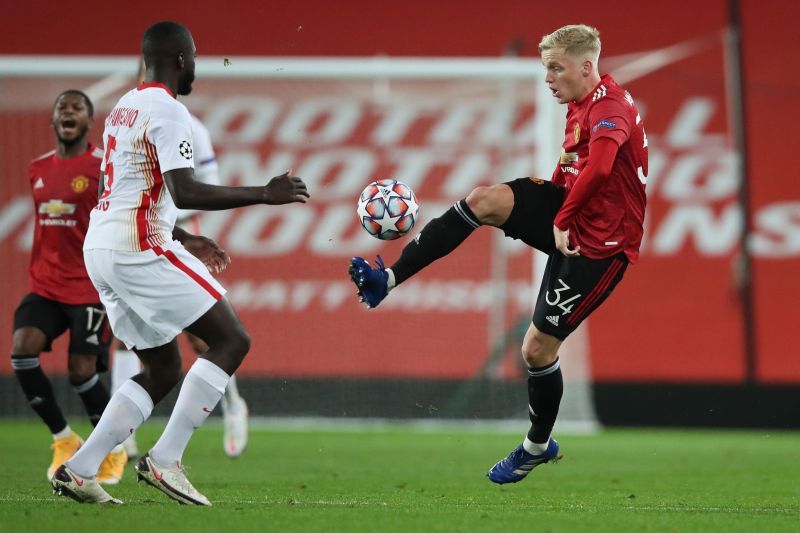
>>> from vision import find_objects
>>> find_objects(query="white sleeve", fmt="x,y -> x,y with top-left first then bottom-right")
190,115 -> 220,186
150,102 -> 195,173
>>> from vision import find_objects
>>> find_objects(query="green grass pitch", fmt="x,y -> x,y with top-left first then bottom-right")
0,420 -> 798,532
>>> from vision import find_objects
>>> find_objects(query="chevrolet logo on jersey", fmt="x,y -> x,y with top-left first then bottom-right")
560,152 -> 579,164
39,199 -> 76,217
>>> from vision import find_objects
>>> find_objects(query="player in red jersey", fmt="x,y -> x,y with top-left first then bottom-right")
11,90 -> 128,484
349,24 -> 647,483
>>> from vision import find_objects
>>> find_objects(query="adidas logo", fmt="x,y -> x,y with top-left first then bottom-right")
34,177 -> 45,189
86,334 -> 99,345
546,315 -> 560,326
592,84 -> 607,102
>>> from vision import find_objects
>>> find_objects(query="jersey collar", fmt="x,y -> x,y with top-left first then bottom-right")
573,74 -> 614,108
137,82 -> 175,97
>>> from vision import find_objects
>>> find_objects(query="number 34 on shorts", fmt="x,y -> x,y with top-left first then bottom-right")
533,252 -> 628,340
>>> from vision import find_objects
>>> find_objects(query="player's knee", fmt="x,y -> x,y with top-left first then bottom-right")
465,184 -> 512,227
67,355 -> 97,385
230,329 -> 251,360
11,327 -> 47,355
521,330 -> 558,368
465,186 -> 495,222
67,367 -> 96,386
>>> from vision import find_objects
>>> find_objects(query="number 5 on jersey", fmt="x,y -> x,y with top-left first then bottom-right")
97,135 -> 116,209
100,134 -> 116,199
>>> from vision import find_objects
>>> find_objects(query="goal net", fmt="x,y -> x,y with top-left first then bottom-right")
0,55 -> 597,433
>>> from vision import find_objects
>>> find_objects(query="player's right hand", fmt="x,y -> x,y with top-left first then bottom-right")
183,234 -> 232,273
263,171 -> 310,205
554,225 -> 580,257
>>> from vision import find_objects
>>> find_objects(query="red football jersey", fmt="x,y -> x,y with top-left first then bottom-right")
28,145 -> 103,304
552,74 -> 648,263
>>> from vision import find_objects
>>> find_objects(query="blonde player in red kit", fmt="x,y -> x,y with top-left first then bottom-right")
11,90 -> 127,485
50,21 -> 309,505
349,24 -> 647,483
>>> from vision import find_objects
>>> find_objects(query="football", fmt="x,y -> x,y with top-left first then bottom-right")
357,179 -> 419,240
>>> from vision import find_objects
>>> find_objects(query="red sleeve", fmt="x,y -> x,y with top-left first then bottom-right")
588,97 -> 631,147
553,137 -> 619,230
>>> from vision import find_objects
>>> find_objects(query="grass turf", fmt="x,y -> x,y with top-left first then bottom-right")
0,420 -> 798,532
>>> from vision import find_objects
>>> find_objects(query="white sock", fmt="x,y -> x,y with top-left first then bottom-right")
53,425 -> 73,441
150,358 -> 229,467
523,437 -> 550,455
66,380 -> 153,478
111,349 -> 141,394
386,268 -> 396,291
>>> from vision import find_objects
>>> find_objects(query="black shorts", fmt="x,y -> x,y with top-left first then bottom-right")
498,178 -> 628,340
499,177 -> 565,254
13,293 -> 111,372
532,252 -> 628,340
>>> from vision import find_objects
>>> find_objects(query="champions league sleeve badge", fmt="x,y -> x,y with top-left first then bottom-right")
179,140 -> 193,160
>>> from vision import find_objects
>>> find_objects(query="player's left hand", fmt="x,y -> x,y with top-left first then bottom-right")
554,225 -> 580,257
183,234 -> 232,273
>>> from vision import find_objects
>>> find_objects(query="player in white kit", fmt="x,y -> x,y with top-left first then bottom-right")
112,61 -> 250,461
50,21 -> 309,505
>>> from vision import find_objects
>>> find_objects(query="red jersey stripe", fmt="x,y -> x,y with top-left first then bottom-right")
567,259 -> 623,325
135,132 -> 167,251
566,259 -> 624,325
152,245 -> 222,300
135,135 -> 155,251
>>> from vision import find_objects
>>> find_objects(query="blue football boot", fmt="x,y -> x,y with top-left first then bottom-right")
487,439 -> 561,484
349,255 -> 389,308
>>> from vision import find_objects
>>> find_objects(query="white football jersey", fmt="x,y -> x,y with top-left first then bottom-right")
84,82 -> 194,252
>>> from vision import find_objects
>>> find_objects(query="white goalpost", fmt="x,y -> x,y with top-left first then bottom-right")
0,54 -> 599,433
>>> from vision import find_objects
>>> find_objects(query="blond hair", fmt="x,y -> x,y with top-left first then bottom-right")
538,24 -> 601,62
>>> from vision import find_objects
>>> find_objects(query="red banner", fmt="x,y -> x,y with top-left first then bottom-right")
0,0 -> 797,384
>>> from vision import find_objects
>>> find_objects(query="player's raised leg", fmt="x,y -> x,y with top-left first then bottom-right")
349,184 -> 514,307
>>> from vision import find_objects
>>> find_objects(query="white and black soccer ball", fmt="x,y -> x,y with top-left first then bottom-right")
357,179 -> 419,241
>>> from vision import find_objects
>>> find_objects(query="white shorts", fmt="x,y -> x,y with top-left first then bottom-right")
84,241 -> 226,350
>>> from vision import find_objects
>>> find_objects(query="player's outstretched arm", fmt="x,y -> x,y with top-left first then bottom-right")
164,169 -> 310,211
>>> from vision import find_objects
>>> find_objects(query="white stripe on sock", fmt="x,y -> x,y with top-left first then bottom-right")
73,374 -> 99,394
527,358 -> 560,377
453,201 -> 480,228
